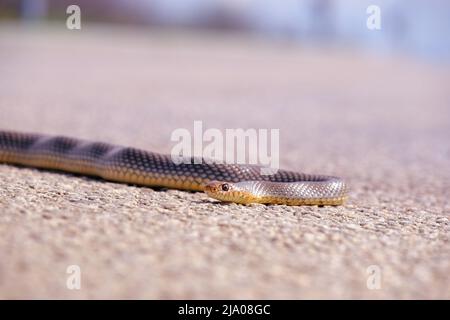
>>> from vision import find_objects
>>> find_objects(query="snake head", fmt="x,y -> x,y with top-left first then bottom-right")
204,181 -> 257,204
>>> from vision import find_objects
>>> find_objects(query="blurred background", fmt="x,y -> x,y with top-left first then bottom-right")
1,0 -> 450,62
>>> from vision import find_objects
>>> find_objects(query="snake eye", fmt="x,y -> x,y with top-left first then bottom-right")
221,183 -> 230,192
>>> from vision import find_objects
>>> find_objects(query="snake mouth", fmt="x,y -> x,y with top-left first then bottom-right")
203,183 -> 214,194
204,181 -> 224,196
204,181 -> 258,204
204,181 -> 237,203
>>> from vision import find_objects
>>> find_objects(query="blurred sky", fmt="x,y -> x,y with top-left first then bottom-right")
1,0 -> 449,63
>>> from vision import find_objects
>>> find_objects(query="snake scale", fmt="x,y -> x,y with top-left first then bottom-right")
0,130 -> 347,205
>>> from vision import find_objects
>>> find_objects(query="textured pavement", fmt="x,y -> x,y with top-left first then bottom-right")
0,23 -> 449,299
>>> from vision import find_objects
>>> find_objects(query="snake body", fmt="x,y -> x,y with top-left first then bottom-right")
0,130 -> 347,205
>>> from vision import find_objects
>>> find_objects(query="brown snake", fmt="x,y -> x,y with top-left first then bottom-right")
0,130 -> 347,205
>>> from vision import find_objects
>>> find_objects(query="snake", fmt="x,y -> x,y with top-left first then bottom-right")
0,130 -> 347,205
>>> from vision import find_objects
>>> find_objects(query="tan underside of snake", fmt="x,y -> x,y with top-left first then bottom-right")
0,130 -> 347,206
